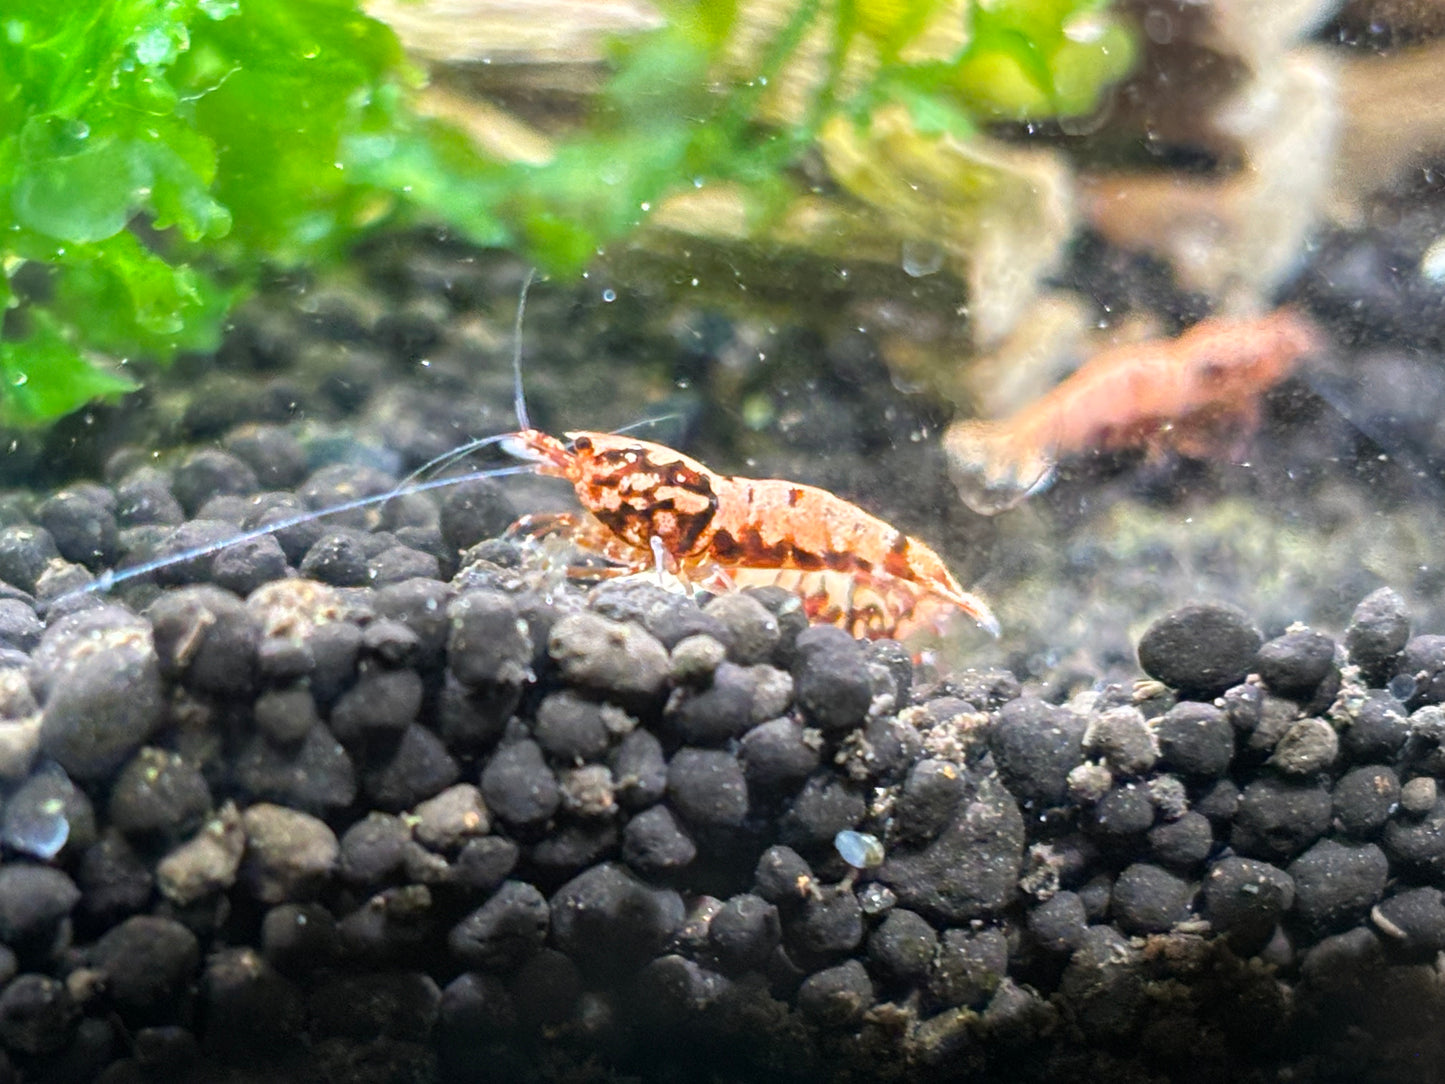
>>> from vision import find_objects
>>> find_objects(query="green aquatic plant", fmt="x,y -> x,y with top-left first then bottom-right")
0,0 -> 439,425
0,0 -> 1136,426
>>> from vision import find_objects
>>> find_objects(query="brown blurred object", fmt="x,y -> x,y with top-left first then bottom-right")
364,0 -> 663,65
1080,1 -> 1344,305
1330,41 -> 1445,218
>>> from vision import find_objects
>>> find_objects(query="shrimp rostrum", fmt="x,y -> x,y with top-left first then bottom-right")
503,428 -> 998,642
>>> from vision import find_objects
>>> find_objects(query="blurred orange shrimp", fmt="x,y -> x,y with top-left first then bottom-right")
944,309 -> 1324,514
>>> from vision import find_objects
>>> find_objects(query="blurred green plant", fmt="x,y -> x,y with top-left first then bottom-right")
0,0 -> 1135,427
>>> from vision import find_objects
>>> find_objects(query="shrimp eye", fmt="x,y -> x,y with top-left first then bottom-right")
570,435 -> 593,453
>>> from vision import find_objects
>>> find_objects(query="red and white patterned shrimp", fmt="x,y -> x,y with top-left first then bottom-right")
503,429 -> 998,641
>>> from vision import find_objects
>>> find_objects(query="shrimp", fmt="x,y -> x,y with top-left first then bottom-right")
502,429 -> 999,641
944,309 -> 1323,515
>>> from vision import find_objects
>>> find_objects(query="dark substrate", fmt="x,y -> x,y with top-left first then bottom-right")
0,494 -> 1441,1082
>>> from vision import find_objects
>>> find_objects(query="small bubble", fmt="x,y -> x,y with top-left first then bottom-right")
1143,8 -> 1173,43
601,289 -> 616,303
901,240 -> 944,278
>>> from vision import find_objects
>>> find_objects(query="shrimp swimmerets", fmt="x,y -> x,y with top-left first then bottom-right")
502,429 -> 999,642
944,309 -> 1324,515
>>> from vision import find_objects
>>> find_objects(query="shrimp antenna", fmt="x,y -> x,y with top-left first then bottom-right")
63,464 -> 539,601
611,413 -> 683,438
513,267 -> 536,431
388,268 -> 542,494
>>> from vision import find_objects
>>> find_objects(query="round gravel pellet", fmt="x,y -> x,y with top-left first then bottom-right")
91,915 -> 200,1020
708,893 -> 781,974
534,691 -> 612,763
667,748 -> 748,829
1381,797 -> 1445,876
1267,716 -> 1340,775
1255,628 -> 1337,701
0,865 -> 80,949
1147,811 -> 1214,871
610,729 -> 667,811
1345,587 -> 1411,679
622,805 -> 696,876
548,613 -> 669,701
548,863 -> 684,974
989,698 -> 1086,806
1400,775 -> 1437,815
1372,887 -> 1445,957
739,717 -> 822,791
448,880 -> 549,970
701,592 -> 781,666
754,845 -> 815,906
796,959 -> 873,1027
240,804 -> 339,904
1230,778 -> 1332,861
1027,891 -> 1088,953
791,628 -> 872,733
1154,701 -> 1234,778
1110,862 -> 1194,934
1340,692 -> 1411,763
0,973 -> 78,1055
108,747 -> 213,848
1333,766 -> 1401,838
1287,840 -> 1389,936
1137,603 -> 1262,697
665,662 -> 759,745
480,740 -> 560,829
868,907 -> 938,985
34,610 -> 164,781
1202,857 -> 1295,948
1396,635 -> 1445,707
448,591 -> 532,689
927,927 -> 1007,1009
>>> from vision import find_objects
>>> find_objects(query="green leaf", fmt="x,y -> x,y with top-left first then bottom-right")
12,117 -> 152,244
0,313 -> 136,426
48,231 -> 233,354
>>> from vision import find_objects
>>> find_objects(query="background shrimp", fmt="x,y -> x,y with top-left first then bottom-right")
944,309 -> 1325,515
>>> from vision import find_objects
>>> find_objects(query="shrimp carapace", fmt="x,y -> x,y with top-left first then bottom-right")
504,428 -> 999,641
944,309 -> 1324,515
